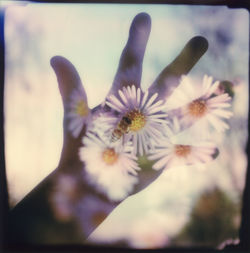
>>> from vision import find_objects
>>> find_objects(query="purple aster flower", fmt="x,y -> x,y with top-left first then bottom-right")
105,85 -> 169,155
65,86 -> 90,137
167,75 -> 233,132
79,126 -> 140,201
148,118 -> 218,171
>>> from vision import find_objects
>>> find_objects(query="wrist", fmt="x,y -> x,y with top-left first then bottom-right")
49,168 -> 122,239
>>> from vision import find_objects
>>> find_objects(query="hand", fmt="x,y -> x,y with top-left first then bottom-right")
51,12 -> 209,194
9,13 -> 212,244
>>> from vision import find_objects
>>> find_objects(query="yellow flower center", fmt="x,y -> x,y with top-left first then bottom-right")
175,145 -> 191,158
102,148 -> 119,165
75,100 -> 88,117
188,99 -> 207,118
126,109 -> 146,132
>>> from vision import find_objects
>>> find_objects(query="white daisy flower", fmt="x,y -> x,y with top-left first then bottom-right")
167,75 -> 233,132
65,87 -> 90,138
148,118 -> 217,171
148,140 -> 217,171
105,85 -> 168,155
79,130 -> 140,201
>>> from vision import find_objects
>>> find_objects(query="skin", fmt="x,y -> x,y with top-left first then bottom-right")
7,13 -> 210,244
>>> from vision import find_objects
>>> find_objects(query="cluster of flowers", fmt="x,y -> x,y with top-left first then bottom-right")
68,75 -> 233,201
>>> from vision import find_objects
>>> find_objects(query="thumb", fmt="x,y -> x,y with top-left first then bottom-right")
50,56 -> 90,138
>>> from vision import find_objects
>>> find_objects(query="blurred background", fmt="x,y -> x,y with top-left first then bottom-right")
3,1 -> 249,248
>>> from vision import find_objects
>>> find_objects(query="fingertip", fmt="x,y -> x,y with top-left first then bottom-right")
50,55 -> 73,72
50,55 -> 84,101
50,55 -> 79,81
129,13 -> 151,41
133,12 -> 151,28
50,55 -> 63,68
189,36 -> 209,55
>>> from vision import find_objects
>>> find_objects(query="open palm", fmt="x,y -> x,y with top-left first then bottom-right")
51,13 -> 209,199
